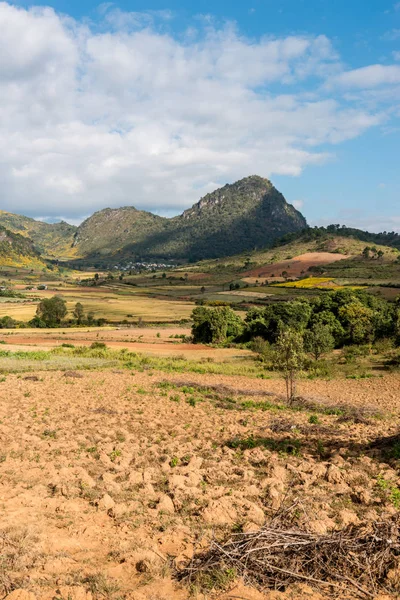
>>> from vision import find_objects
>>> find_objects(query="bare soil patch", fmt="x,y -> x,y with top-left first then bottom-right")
0,367 -> 400,599
245,252 -> 350,279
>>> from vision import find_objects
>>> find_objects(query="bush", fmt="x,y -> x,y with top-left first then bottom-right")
250,336 -> 271,361
90,342 -> 107,350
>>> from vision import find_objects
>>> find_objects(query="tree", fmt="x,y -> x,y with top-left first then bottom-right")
304,323 -> 335,360
0,316 -> 17,329
191,306 -> 243,344
36,296 -> 67,327
73,302 -> 85,325
87,311 -> 95,326
273,328 -> 305,403
338,300 -> 374,344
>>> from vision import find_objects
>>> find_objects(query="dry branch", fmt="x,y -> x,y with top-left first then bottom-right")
177,512 -> 400,598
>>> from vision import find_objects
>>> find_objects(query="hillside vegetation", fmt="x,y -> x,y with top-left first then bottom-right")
73,176 -> 306,264
0,224 -> 46,268
197,231 -> 399,274
2,176 -> 306,264
0,211 -> 77,259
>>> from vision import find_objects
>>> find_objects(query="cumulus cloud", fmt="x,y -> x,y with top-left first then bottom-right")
0,2 -> 397,221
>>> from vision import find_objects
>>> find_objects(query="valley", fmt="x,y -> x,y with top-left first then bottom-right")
0,177 -> 400,600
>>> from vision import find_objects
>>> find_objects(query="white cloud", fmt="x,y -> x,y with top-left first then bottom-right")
292,200 -> 304,209
0,2 -> 396,221
382,29 -> 400,41
330,64 -> 400,88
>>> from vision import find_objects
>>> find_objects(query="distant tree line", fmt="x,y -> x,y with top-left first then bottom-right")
274,225 -> 400,250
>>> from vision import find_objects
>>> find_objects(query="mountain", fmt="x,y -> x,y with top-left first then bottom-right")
0,211 -> 77,259
73,176 -> 307,264
0,224 -> 46,268
72,207 -> 167,257
0,176 -> 307,264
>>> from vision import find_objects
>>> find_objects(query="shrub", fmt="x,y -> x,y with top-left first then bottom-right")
90,342 -> 107,350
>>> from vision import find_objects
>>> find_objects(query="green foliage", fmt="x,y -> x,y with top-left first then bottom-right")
27,315 -> 46,328
244,289 -> 399,349
73,302 -> 85,325
90,342 -> 107,350
191,306 -> 243,344
304,323 -> 335,360
273,328 -> 305,402
0,316 -> 17,329
250,336 -> 271,361
244,300 -> 312,343
338,300 -> 374,344
0,222 -> 46,267
36,296 -> 67,327
0,211 -> 77,259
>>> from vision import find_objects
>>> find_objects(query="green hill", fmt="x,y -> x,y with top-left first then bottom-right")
0,211 -> 77,259
72,207 -> 167,257
74,176 -> 307,264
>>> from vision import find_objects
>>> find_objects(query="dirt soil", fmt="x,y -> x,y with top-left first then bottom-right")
1,368 -> 400,599
245,252 -> 350,279
0,327 -> 252,360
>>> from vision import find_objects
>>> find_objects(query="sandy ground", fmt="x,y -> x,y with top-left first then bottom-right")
245,252 -> 350,279
1,366 -> 400,599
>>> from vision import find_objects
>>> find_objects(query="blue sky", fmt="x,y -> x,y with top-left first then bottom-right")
1,0 -> 399,230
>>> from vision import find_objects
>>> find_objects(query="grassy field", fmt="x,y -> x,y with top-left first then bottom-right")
0,291 -> 194,323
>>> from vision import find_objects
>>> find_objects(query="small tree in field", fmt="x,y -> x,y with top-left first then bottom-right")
36,296 -> 67,327
274,328 -> 305,403
304,323 -> 335,360
73,302 -> 85,325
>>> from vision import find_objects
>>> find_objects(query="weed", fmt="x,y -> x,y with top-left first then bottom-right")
42,429 -> 57,439
190,567 -> 236,592
83,573 -> 120,597
376,475 -> 400,508
109,449 -> 122,462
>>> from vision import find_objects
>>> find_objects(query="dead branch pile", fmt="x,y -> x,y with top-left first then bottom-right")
177,513 -> 400,598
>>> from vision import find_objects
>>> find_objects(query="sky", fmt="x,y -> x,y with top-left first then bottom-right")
0,0 -> 399,230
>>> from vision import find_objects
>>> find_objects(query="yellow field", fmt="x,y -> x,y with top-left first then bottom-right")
0,302 -> 38,320
0,293 -> 194,323
275,277 -> 341,289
